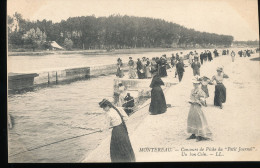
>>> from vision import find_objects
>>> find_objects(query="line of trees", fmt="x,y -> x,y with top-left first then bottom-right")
232,40 -> 259,46
8,12 -> 234,51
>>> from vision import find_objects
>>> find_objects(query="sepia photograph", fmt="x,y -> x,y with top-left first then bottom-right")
7,0 -> 260,163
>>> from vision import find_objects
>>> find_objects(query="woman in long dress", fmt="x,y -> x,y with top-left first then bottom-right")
99,99 -> 136,162
146,58 -> 152,78
116,58 -> 124,78
149,70 -> 167,115
128,57 -> 136,79
186,78 -> 212,141
211,67 -> 229,109
136,58 -> 144,79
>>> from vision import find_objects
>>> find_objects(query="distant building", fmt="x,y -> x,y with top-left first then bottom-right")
44,41 -> 64,50
50,41 -> 64,50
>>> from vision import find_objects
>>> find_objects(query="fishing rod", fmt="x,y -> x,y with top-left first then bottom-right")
8,127 -> 109,157
9,79 -> 173,157
8,101 -> 147,157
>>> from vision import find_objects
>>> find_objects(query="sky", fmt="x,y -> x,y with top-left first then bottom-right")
7,0 -> 259,41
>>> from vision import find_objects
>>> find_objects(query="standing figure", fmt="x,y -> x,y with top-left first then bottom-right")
175,54 -> 180,78
176,57 -> 185,82
231,51 -> 235,62
189,53 -> 194,65
194,51 -> 199,59
128,57 -> 136,79
136,58 -> 144,79
200,52 -> 204,65
114,82 -> 125,106
142,57 -> 147,78
171,54 -> 176,67
99,99 -> 136,162
238,50 -> 242,57
116,58 -> 124,78
149,70 -> 167,115
208,51 -> 213,62
191,57 -> 201,76
146,58 -> 152,78
246,50 -> 251,57
151,57 -> 157,73
203,51 -> 208,62
207,51 -> 212,62
211,67 -> 229,109
159,56 -> 168,77
186,78 -> 212,141
213,49 -> 218,57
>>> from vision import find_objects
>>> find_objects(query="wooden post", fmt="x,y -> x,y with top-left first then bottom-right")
56,71 -> 58,84
48,72 -> 50,84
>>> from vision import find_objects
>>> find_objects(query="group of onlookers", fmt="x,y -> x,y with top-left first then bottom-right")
99,47 -> 258,163
238,49 -> 253,57
116,55 -> 171,79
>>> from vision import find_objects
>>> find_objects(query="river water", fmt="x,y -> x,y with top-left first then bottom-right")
8,47 -> 252,162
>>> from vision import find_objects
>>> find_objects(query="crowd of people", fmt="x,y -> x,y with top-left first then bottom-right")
238,49 -> 253,57
99,47 -> 256,162
116,55 -> 170,79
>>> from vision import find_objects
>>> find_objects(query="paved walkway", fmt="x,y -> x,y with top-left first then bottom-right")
83,52 -> 260,162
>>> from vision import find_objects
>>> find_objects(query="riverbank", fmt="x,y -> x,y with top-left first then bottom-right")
9,45 -> 259,57
8,46 -> 229,56
82,53 -> 260,162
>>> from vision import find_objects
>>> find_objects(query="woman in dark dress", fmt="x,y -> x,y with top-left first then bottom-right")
149,71 -> 167,115
211,67 -> 229,109
136,58 -> 144,79
159,56 -> 168,77
99,99 -> 136,162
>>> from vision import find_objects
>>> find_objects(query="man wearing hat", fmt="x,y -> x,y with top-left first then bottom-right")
128,57 -> 136,79
176,57 -> 185,82
191,57 -> 201,76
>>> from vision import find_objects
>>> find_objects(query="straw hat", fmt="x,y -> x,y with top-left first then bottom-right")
99,99 -> 109,108
192,75 -> 201,84
216,67 -> 223,72
200,76 -> 209,81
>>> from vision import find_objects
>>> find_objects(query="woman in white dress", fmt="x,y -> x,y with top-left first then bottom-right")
186,78 -> 212,141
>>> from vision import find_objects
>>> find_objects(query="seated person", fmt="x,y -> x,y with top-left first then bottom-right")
122,93 -> 135,115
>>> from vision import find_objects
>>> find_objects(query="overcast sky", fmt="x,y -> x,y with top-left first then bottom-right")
7,0 -> 259,41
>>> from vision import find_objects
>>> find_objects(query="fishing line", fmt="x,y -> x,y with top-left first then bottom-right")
9,78 -> 172,157
8,128 -> 105,157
